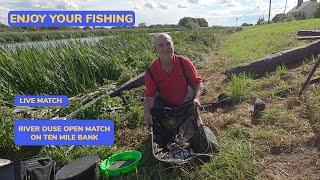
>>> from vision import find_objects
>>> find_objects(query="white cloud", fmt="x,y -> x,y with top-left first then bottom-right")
248,0 -> 297,19
250,0 -> 268,11
209,0 -> 246,16
134,5 -> 143,9
0,4 -> 10,25
181,0 -> 220,5
193,0 -> 218,5
143,1 -> 168,9
56,0 -> 80,10
81,0 -> 99,2
178,3 -> 189,8
209,10 -> 263,18
220,0 -> 230,4
145,2 -> 156,8
222,1 -> 237,7
209,9 -> 228,16
129,0 -> 144,9
272,6 -> 283,15
158,2 -> 169,9
286,0 -> 297,12
1,0 -> 84,10
207,0 -> 266,25
188,0 -> 199,3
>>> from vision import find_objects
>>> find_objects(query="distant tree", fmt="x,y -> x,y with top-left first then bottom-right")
0,23 -> 9,32
178,17 -> 191,27
211,25 -> 223,29
256,16 -> 265,25
241,22 -> 253,26
186,21 -> 200,29
0,23 -> 8,28
178,17 -> 208,28
83,26 -> 92,30
148,24 -> 183,29
138,23 -> 147,28
197,18 -> 208,27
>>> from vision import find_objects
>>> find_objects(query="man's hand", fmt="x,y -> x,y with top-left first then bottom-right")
144,96 -> 155,128
193,97 -> 201,109
145,112 -> 153,127
192,82 -> 203,109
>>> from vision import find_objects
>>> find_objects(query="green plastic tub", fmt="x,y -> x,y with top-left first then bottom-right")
100,150 -> 142,176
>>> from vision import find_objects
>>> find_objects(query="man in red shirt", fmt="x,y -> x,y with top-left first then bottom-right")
144,33 -> 203,127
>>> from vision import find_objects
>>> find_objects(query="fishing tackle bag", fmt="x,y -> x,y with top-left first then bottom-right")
190,124 -> 220,154
0,156 -> 55,180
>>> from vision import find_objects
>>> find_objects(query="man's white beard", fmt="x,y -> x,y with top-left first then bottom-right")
162,51 -> 173,58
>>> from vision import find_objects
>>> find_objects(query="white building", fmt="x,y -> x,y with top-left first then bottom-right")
288,0 -> 319,18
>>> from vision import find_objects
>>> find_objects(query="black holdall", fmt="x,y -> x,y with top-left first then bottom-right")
0,156 -> 55,180
190,124 -> 220,154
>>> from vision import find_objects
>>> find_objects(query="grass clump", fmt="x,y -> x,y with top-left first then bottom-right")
0,107 -> 16,157
226,73 -> 251,102
198,140 -> 257,180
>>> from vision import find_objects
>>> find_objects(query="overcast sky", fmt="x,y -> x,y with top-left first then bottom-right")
0,0 -> 299,26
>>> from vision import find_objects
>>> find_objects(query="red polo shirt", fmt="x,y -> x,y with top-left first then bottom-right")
145,55 -> 202,105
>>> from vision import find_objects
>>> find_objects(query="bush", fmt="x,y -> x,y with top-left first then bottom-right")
178,17 -> 209,28
314,4 -> 320,18
242,23 -> 253,26
291,11 -> 307,20
272,14 -> 285,23
256,17 -> 266,25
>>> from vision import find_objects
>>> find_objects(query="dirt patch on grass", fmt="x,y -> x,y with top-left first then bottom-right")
259,145 -> 320,179
115,127 -> 149,150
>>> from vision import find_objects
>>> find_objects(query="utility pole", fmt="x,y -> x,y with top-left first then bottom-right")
284,0 -> 288,14
268,0 -> 272,23
283,0 -> 288,20
236,17 -> 238,27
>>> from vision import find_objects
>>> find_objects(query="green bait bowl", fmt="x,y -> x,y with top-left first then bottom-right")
100,150 -> 142,176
